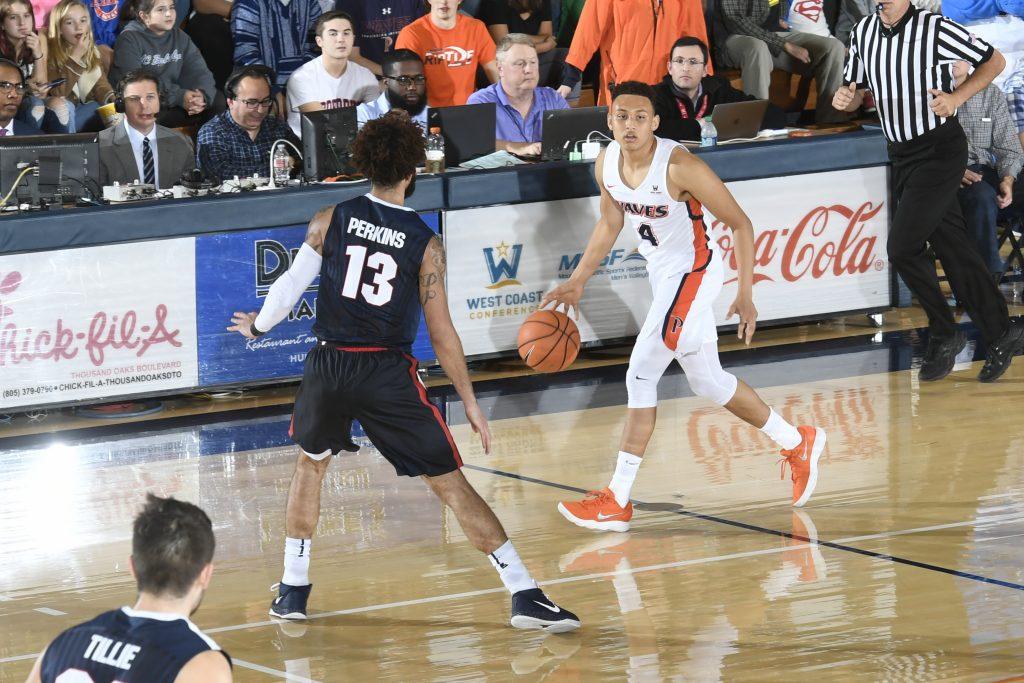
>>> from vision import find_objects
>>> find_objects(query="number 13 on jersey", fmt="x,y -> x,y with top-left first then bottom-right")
342,245 -> 398,306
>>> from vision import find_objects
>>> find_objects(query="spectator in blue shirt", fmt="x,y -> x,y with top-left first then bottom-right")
196,64 -> 299,181
467,33 -> 567,157
231,0 -> 323,92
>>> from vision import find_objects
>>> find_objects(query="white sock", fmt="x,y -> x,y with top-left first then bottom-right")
608,451 -> 643,507
282,537 -> 311,586
487,540 -> 537,594
760,409 -> 802,450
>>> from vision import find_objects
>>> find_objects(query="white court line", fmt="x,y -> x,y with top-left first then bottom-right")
33,608 -> 66,616
2,513 -> 1021,666
234,658 -> 322,683
834,512 -> 1024,544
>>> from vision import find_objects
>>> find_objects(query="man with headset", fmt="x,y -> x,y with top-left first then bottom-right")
0,58 -> 41,136
99,69 -> 196,189
196,64 -> 299,182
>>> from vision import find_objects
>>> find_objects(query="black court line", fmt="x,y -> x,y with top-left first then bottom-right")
463,464 -> 1024,593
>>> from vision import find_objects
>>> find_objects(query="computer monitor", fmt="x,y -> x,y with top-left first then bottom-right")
301,107 -> 359,181
0,133 -> 99,206
542,106 -> 609,161
426,103 -> 496,165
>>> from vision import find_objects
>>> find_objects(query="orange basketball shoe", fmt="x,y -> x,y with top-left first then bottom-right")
557,488 -> 633,532
780,426 -> 826,507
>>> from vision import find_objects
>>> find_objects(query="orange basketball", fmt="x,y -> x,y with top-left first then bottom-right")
517,309 -> 580,373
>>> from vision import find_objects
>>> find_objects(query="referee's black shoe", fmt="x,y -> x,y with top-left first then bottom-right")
919,330 -> 967,381
978,318 -> 1024,383
510,588 -> 581,633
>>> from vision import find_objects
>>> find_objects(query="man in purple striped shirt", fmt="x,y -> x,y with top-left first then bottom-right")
468,33 -> 569,157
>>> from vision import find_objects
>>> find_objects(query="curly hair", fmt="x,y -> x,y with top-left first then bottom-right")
351,111 -> 426,188
611,80 -> 658,110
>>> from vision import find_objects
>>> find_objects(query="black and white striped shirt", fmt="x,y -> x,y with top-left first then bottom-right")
843,6 -> 994,143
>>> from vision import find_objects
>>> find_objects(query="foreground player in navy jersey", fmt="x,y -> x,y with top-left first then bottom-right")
27,495 -> 231,683
228,112 -> 580,632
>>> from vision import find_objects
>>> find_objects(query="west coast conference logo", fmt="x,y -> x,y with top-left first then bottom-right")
483,241 -> 523,289
425,45 -> 475,68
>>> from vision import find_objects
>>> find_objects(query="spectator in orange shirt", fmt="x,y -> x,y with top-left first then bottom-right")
555,0 -> 710,105
396,0 -> 498,107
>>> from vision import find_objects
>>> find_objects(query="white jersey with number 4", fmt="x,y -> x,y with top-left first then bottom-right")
602,136 -> 713,278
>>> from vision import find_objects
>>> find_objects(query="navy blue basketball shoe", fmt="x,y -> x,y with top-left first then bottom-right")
269,583 -> 312,620
510,588 -> 581,632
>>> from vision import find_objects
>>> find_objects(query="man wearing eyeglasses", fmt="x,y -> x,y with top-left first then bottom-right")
357,49 -> 430,131
196,65 -> 299,182
653,36 -> 786,141
467,34 -> 568,157
0,60 -> 40,136
99,70 -> 196,188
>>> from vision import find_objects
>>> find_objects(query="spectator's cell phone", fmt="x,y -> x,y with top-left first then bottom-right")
41,78 -> 66,90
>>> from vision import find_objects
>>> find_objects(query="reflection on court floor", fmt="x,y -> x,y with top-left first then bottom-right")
1,330 -> 1023,681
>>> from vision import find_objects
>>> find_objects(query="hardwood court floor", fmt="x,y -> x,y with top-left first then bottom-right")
2,328 -> 1024,681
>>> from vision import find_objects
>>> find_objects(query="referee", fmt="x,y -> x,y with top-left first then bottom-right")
834,0 -> 1023,383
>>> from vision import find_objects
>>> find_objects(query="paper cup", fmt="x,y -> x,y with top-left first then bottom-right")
98,102 -> 122,128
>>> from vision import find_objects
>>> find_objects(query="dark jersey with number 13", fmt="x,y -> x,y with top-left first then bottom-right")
312,193 -> 436,351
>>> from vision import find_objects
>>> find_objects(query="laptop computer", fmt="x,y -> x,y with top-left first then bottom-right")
427,103 -> 497,165
710,100 -> 769,141
541,106 -> 609,161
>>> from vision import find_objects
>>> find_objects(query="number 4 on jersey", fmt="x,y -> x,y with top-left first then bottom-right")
638,223 -> 659,247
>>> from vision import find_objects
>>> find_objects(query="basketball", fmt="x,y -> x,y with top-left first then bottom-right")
517,309 -> 580,373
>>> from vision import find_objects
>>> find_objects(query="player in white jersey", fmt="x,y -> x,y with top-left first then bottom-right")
544,82 -> 826,531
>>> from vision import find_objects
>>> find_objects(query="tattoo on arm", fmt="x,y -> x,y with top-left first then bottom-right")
304,206 -> 333,253
419,272 -> 438,305
419,236 -> 447,306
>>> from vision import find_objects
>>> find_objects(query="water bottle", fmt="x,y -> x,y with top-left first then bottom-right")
700,117 -> 718,148
272,144 -> 291,185
426,127 -> 445,173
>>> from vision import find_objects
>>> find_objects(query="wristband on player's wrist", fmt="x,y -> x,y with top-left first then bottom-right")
250,322 -> 265,337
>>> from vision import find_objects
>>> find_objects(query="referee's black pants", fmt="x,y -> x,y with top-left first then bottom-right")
888,119 -> 1009,344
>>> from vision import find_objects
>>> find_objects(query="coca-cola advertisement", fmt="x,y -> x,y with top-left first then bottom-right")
0,239 -> 199,410
445,166 -> 890,356
707,167 -> 890,324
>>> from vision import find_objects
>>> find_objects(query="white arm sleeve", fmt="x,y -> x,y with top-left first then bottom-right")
253,242 -> 322,333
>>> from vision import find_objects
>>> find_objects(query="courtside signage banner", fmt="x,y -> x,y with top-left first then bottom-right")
196,216 -> 440,386
444,197 -> 651,356
445,166 -> 890,356
196,225 -> 317,386
0,239 -> 199,409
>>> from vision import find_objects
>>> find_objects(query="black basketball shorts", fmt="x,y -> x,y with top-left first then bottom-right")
290,342 -> 463,477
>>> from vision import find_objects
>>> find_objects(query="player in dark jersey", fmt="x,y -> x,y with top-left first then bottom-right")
227,111 -> 580,632
27,494 -> 231,683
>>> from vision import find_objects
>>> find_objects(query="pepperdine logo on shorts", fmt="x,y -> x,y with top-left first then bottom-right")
483,241 -> 523,289
255,239 -> 318,321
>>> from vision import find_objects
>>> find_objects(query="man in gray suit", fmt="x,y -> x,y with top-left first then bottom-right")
99,70 -> 196,189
